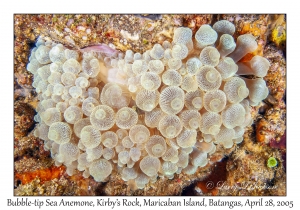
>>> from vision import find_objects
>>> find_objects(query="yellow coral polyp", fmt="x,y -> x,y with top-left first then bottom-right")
271,26 -> 286,47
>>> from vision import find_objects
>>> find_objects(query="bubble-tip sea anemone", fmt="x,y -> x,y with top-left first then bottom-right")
29,19 -> 270,189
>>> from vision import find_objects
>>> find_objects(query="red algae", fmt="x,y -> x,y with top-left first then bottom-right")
15,165 -> 65,185
196,158 -> 228,195
270,131 -> 286,149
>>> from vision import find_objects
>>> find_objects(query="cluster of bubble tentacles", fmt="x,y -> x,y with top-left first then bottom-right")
27,20 -> 270,189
